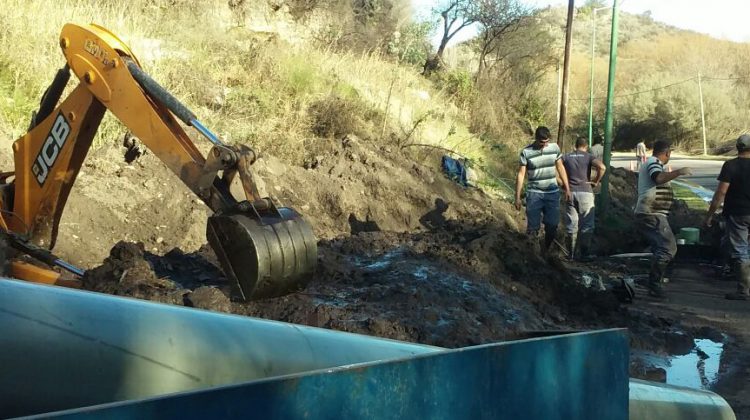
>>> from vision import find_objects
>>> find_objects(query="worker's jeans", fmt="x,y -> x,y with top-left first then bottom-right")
564,191 -> 595,234
525,190 -> 560,234
636,213 -> 677,263
726,214 -> 750,263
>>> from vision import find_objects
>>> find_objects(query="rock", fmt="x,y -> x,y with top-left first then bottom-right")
342,134 -> 359,148
304,155 -> 324,170
697,326 -> 724,343
643,367 -> 667,383
186,286 -> 231,313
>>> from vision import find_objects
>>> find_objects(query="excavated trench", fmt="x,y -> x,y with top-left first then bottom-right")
78,224 -> 741,401
2,139 -> 742,412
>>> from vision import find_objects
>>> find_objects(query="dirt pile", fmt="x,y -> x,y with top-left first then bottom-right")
52,144 -> 212,267
8,134 -> 687,341
83,241 -> 189,305
82,218 -> 627,348
34,132 -> 639,349
595,167 -> 647,255
16,131 -> 744,399
47,132 -> 522,264
252,134 -> 520,238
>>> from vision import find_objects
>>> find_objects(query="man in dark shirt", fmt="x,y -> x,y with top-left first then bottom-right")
562,137 -> 606,259
705,134 -> 750,300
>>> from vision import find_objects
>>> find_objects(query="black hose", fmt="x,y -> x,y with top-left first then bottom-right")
125,58 -> 196,125
31,65 -> 71,129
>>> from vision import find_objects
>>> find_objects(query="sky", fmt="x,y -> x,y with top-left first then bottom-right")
526,0 -> 750,43
413,0 -> 750,44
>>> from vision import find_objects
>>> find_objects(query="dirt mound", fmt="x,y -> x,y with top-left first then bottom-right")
54,143 -> 211,267
18,130 -> 739,397
78,217 -> 627,348
596,167 -> 648,255
252,134 -> 518,238
39,132 -> 634,349
83,241 -> 189,305
50,133 -> 519,267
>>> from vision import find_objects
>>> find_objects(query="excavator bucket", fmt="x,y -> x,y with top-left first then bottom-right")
206,206 -> 317,301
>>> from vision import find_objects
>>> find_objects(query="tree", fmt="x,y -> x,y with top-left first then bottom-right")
578,0 -> 607,14
473,0 -> 533,80
467,17 -> 557,139
422,0 -> 481,75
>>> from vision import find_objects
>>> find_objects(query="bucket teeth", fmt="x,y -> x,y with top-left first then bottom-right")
207,208 -> 317,301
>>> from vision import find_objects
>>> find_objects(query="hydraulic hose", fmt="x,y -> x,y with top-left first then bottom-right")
124,58 -> 223,146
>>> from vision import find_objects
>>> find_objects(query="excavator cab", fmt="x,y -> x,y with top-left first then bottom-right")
1,23 -> 317,300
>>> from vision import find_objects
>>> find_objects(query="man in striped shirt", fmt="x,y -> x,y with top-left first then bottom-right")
515,126 -> 572,251
635,140 -> 692,298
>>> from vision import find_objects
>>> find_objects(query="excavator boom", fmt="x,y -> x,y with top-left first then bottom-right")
1,23 -> 317,300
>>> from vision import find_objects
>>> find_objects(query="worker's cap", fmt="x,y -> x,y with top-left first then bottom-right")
737,134 -> 750,151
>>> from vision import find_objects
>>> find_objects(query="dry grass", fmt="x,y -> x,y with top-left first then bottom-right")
0,0 -> 497,174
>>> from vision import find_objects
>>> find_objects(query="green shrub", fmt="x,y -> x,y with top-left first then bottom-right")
281,55 -> 322,95
434,69 -> 476,109
387,21 -> 433,66
518,96 -> 547,133
309,95 -> 367,138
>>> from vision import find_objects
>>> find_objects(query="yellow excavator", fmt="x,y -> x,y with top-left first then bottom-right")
0,23 -> 317,301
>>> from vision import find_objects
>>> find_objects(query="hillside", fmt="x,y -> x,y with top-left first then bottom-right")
535,4 -> 750,150
0,0 -> 508,174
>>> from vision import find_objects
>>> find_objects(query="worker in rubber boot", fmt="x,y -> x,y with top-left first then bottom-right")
562,137 -> 606,260
635,140 -> 692,298
705,134 -> 750,300
515,126 -> 572,251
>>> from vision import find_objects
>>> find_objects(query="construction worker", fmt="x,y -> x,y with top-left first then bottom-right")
515,126 -> 572,251
705,134 -> 750,300
562,137 -> 606,260
635,140 -> 647,170
590,139 -> 604,161
635,140 -> 692,298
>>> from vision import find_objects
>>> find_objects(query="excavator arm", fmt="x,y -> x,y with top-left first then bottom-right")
1,23 -> 317,300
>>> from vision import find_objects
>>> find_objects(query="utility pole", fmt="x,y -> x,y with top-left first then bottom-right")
557,0 -> 574,150
698,72 -> 708,155
556,61 -> 561,124
599,0 -> 619,214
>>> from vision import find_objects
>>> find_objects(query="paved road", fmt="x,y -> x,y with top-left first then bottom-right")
610,156 -> 724,191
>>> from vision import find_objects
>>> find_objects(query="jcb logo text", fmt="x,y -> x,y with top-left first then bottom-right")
33,113 -> 70,185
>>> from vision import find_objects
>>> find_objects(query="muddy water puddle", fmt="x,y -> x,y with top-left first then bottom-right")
666,339 -> 724,388
354,249 -> 507,301
308,247 -> 549,344
634,337 -> 725,390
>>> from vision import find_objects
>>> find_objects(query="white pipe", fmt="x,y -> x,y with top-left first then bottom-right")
0,280 -> 736,419
0,280 -> 438,417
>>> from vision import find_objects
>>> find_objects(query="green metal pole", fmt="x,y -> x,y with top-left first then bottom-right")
588,9 -> 597,148
600,0 -> 619,214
